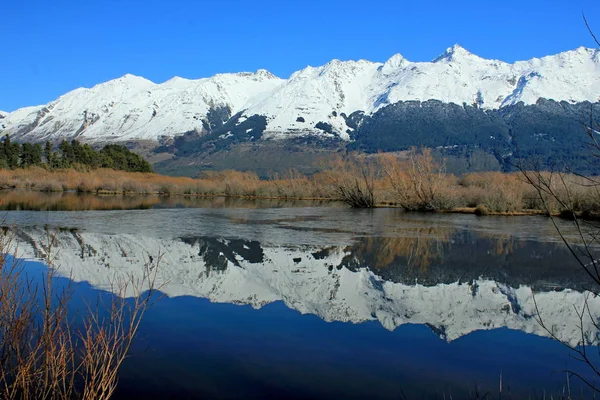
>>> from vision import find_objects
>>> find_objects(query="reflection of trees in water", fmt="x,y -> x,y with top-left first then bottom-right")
0,191 -> 330,211
344,227 -> 453,272
338,228 -> 588,290
482,232 -> 528,257
0,191 -> 161,211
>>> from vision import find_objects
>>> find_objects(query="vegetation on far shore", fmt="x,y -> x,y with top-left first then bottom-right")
1,147 -> 599,218
0,135 -> 152,172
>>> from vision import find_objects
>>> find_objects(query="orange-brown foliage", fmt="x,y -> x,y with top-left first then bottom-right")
2,160 -> 599,214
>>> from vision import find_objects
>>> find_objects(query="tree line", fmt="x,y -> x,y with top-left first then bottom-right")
0,135 -> 153,172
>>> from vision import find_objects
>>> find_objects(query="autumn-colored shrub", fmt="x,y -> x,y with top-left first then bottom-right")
459,172 -> 527,212
4,158 -> 600,215
380,149 -> 454,211
320,155 -> 377,208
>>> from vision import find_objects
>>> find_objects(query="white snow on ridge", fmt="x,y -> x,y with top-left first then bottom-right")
245,59 -> 379,140
13,228 -> 600,346
1,71 -> 283,142
245,45 -> 600,139
2,45 -> 600,142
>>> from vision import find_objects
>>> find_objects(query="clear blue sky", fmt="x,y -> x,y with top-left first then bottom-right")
1,0 -> 599,112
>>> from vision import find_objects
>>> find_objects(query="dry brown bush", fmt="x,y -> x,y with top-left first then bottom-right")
380,148 -> 455,211
5,159 -> 600,214
0,229 -> 159,399
517,171 -> 600,215
320,155 -> 377,208
459,172 -> 528,212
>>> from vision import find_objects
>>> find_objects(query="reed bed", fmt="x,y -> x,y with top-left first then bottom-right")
0,167 -> 329,199
2,156 -> 600,216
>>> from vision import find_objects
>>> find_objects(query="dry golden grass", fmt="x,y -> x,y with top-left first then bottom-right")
0,167 -> 326,199
2,160 -> 600,216
457,172 -> 530,212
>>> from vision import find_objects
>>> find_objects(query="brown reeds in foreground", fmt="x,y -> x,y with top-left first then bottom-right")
0,229 -> 160,400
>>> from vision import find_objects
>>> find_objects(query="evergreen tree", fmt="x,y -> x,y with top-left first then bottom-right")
0,137 -> 152,173
58,140 -> 74,166
44,141 -> 53,166
2,135 -> 21,169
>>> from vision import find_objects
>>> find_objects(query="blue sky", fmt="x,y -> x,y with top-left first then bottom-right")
1,0 -> 599,112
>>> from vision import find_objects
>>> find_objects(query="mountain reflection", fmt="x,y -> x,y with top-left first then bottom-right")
11,223 -> 600,345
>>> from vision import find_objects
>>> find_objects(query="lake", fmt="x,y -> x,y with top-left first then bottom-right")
2,199 -> 600,399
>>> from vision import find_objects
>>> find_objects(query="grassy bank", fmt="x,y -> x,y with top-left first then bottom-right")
0,167 -> 329,199
1,153 -> 599,217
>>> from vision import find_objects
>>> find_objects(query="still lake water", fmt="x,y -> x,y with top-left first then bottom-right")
3,198 -> 600,399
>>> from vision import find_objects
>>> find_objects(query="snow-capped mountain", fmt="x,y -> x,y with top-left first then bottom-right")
12,227 -> 600,346
2,45 -> 600,142
0,71 -> 282,142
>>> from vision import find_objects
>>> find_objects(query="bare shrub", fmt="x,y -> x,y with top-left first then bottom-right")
460,172 -> 527,212
269,170 -> 319,199
0,229 -> 159,399
380,148 -> 452,211
320,155 -> 376,208
519,20 -> 600,389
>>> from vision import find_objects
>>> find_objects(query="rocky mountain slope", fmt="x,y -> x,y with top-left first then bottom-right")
2,45 -> 599,144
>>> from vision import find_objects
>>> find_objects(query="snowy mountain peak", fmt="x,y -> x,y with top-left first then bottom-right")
324,58 -> 344,68
231,69 -> 280,81
380,53 -> 409,74
548,46 -> 600,65
109,73 -> 154,86
329,58 -> 377,68
254,69 -> 278,79
120,73 -> 144,80
163,76 -> 188,85
79,74 -> 155,99
2,45 -> 600,142
433,44 -> 481,63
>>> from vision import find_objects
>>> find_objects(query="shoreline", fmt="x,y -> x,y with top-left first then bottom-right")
0,166 -> 597,219
0,188 -> 571,218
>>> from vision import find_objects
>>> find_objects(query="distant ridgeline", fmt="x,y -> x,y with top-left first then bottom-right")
151,99 -> 600,176
0,136 -> 152,172
345,99 -> 600,175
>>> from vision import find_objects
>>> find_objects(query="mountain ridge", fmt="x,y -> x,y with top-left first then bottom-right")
2,45 -> 599,144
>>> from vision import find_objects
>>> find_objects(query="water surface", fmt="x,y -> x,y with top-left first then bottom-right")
4,200 -> 599,398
